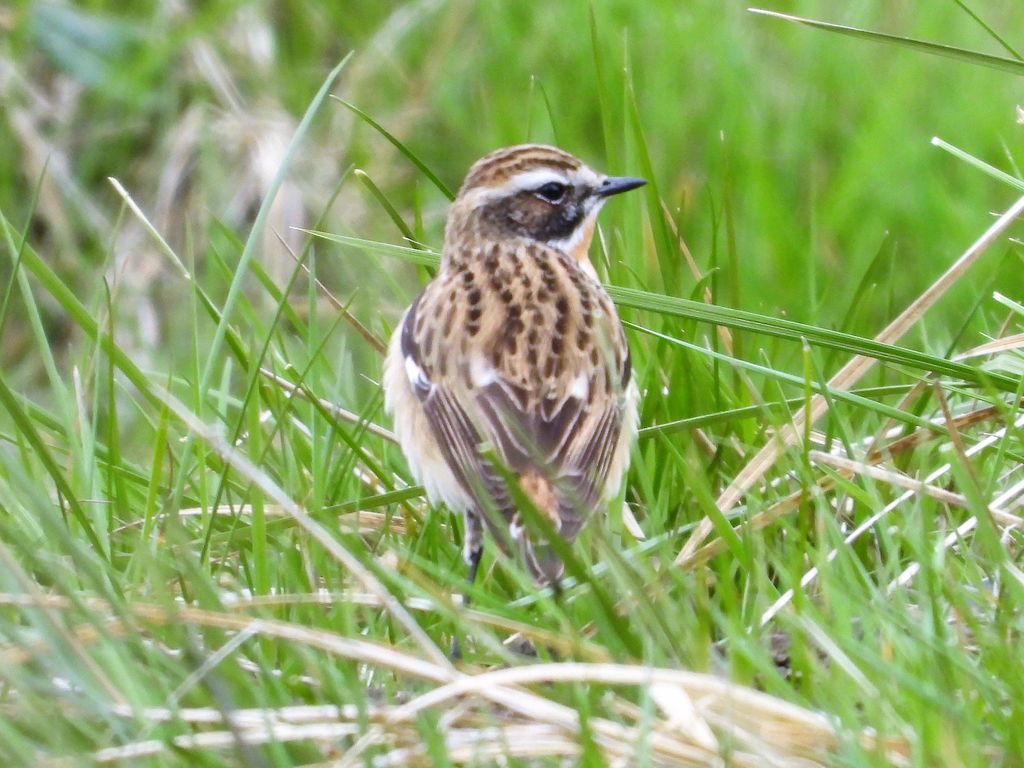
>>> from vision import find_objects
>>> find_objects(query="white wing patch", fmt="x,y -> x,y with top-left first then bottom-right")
469,354 -> 499,387
568,372 -> 589,400
404,356 -> 431,392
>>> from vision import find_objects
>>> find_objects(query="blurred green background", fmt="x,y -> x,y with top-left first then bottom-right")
3,4 -> 1024,764
3,0 -> 1023,389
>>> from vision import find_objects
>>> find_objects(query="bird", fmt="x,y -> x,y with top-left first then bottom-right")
384,144 -> 644,591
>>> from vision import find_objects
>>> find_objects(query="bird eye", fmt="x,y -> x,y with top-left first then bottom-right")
536,181 -> 567,203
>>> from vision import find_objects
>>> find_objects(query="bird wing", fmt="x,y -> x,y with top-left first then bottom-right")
398,257 -> 633,548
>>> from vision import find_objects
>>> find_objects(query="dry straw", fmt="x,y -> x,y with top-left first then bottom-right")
2,593 -> 909,767
675,191 -> 1024,568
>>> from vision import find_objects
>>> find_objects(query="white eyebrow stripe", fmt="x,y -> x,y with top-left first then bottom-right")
461,177 -> 556,207
486,168 -> 570,200
461,165 -> 602,208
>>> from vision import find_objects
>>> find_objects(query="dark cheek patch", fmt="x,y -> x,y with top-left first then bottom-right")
482,193 -> 586,242
536,200 -> 583,242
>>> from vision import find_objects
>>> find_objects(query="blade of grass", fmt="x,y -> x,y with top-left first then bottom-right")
588,6 -> 617,172
626,321 -> 956,436
152,56 -> 352,521
151,384 -> 451,668
952,0 -> 1023,60
931,137 -> 1024,192
639,385 -> 911,438
749,9 -> 1024,76
308,230 -> 1019,393
332,98 -> 454,200
0,373 -> 105,555
0,211 -> 155,404
354,169 -> 419,245
677,192 -> 1024,566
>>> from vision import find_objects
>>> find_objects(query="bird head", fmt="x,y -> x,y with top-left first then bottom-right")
445,144 -> 646,266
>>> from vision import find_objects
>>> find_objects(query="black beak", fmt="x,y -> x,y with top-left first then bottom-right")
596,176 -> 647,197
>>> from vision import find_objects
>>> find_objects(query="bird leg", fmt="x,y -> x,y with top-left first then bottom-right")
451,542 -> 484,659
465,545 -> 484,592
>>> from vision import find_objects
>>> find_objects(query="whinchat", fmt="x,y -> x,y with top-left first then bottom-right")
384,144 -> 644,588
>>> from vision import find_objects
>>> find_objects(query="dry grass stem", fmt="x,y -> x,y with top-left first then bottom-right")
680,394 -> 1023,572
0,591 -> 913,766
660,199 -> 734,356
767,410 -> 1024,620
152,385 -> 450,668
276,229 -> 389,355
953,332 -> 1024,360
259,367 -> 397,441
677,193 -> 1024,566
809,449 -> 1022,525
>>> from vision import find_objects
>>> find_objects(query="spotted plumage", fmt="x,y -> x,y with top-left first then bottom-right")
384,144 -> 644,586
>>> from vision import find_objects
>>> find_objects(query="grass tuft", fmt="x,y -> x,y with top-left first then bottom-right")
1,2 -> 1023,765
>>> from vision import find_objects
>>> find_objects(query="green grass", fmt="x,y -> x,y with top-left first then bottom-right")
2,1 -> 1024,765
